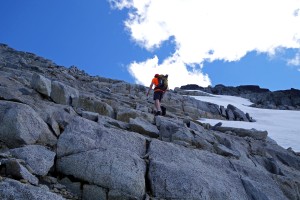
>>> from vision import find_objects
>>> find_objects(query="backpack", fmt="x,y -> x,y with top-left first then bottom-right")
157,74 -> 168,91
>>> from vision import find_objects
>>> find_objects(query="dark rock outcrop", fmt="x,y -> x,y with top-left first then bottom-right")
180,84 -> 300,110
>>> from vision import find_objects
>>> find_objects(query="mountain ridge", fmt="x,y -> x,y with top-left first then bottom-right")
180,84 -> 300,110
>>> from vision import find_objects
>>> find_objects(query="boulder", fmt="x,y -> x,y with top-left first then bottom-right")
81,111 -> 98,122
213,143 -> 241,158
226,108 -> 235,120
213,126 -> 268,140
116,107 -> 153,123
56,117 -> 147,199
57,149 -> 146,199
56,117 -> 146,158
0,101 -> 57,148
129,117 -> 159,138
5,159 -> 39,185
72,94 -> 114,118
220,105 -> 227,117
59,177 -> 82,197
31,73 -> 51,96
0,178 -> 64,200
97,115 -> 130,130
50,81 -> 79,105
148,139 -> 287,200
227,104 -> 249,121
10,145 -> 56,176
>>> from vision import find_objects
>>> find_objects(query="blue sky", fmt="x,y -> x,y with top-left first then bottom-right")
1,0 -> 300,91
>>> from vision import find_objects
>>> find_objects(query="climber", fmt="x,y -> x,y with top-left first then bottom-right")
146,74 -> 168,116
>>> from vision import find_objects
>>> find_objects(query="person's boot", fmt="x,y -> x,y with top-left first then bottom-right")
155,111 -> 161,116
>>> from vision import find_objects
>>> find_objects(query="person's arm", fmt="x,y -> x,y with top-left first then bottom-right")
146,82 -> 154,96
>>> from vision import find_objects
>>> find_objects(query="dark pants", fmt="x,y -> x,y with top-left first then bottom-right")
153,91 -> 163,102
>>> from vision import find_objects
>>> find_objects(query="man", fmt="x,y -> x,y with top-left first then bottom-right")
146,74 -> 167,116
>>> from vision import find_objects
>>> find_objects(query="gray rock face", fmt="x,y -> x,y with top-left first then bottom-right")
5,159 -> 39,185
148,139 -> 287,200
81,110 -> 98,121
10,145 -> 56,176
31,73 -> 52,96
129,117 -> 159,138
56,117 -> 146,158
56,117 -> 147,199
116,107 -> 154,123
213,126 -> 268,140
227,104 -> 249,121
0,178 -> 65,200
51,81 -> 79,105
82,184 -> 106,200
184,84 -> 300,110
0,101 -> 57,148
1,44 -> 300,200
73,94 -> 114,118
57,149 -> 146,199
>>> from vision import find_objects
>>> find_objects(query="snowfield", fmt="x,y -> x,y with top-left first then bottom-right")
194,94 -> 300,152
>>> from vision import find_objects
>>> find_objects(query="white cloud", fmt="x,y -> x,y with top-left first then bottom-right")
288,52 -> 300,66
110,0 -> 300,89
128,55 -> 211,89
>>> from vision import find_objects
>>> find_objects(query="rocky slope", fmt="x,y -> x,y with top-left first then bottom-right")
0,44 -> 300,200
180,84 -> 300,110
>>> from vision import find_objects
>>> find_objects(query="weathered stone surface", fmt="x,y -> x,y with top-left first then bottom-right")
227,104 -> 249,121
214,143 -> 241,158
148,139 -> 287,200
148,140 -> 248,199
0,101 -> 57,148
56,117 -> 146,158
213,126 -> 268,140
116,107 -> 153,123
57,148 -> 146,199
189,121 -> 206,132
81,111 -> 98,121
51,81 -> 79,105
1,44 -> 300,200
5,159 -> 39,185
31,73 -> 52,96
82,184 -> 106,200
97,115 -> 130,130
56,117 -> 147,198
220,105 -> 227,117
226,108 -> 235,120
73,94 -> 114,118
0,178 -> 65,200
10,145 -> 56,176
36,103 -> 77,137
59,177 -> 82,197
129,117 -> 159,138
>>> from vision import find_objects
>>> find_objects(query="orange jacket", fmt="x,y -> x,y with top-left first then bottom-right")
152,77 -> 163,92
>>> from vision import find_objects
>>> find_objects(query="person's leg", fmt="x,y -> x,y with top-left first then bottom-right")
159,92 -> 166,115
155,99 -> 161,112
153,91 -> 162,115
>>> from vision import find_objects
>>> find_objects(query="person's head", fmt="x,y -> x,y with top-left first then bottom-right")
154,74 -> 159,78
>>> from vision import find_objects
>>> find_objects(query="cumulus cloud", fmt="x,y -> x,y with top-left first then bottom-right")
109,0 -> 300,89
288,52 -> 300,66
128,55 -> 211,88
